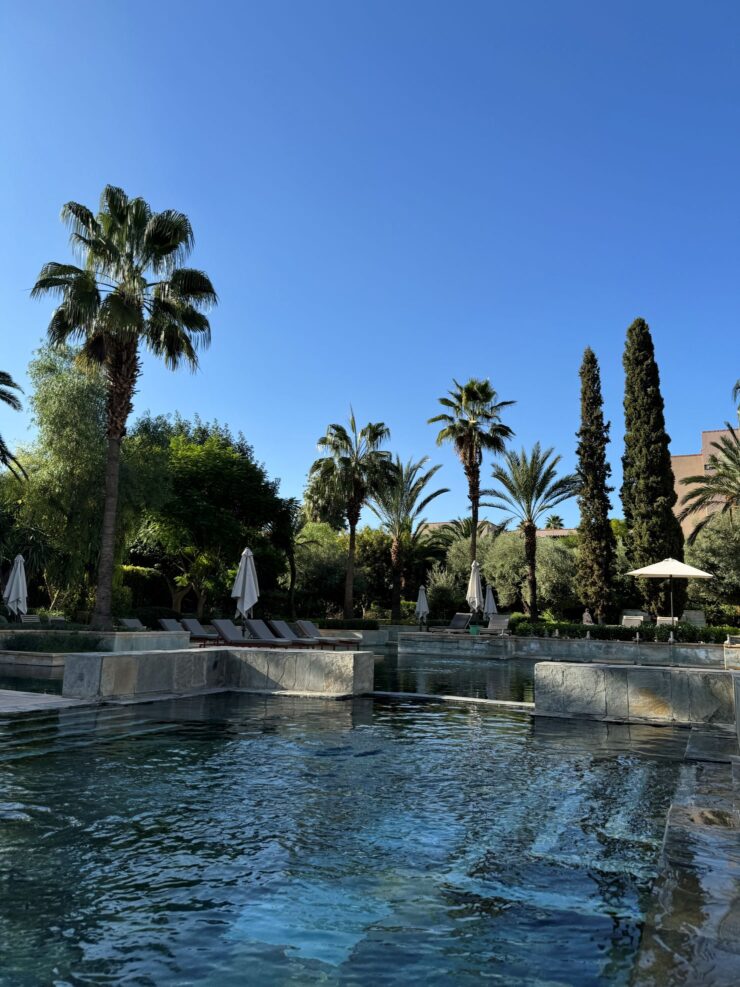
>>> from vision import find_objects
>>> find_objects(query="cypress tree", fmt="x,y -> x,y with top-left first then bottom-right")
621,318 -> 685,615
575,348 -> 615,622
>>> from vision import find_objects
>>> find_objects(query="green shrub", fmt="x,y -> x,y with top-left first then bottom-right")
507,617 -> 739,644
318,618 -> 379,631
0,631 -> 104,653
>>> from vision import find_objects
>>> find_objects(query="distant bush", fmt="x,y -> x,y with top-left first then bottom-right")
0,631 -> 104,653
318,618 -> 379,631
129,606 -> 181,628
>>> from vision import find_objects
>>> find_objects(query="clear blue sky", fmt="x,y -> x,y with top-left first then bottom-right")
2,0 -> 738,527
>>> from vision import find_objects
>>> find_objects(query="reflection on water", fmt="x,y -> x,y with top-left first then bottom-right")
0,692 -> 686,986
375,650 -> 536,702
0,663 -> 63,695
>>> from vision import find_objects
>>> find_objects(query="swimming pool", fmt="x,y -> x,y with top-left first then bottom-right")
375,650 -> 536,701
0,693 -> 687,985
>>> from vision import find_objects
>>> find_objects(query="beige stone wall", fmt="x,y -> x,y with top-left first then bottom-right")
671,428 -> 733,538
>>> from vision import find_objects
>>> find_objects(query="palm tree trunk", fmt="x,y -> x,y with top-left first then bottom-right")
523,521 -> 538,620
344,522 -> 357,618
468,461 -> 480,564
288,551 -> 297,618
91,435 -> 122,629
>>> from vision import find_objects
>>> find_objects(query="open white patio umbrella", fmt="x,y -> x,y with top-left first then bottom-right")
232,547 -> 259,620
483,585 -> 497,621
466,561 -> 484,614
415,585 -> 430,626
626,557 -> 713,622
3,554 -> 27,617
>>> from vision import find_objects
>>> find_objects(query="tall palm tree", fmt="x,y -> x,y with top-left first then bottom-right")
679,424 -> 740,542
0,371 -> 25,479
544,513 -> 565,529
308,411 -> 392,617
486,443 -> 577,619
370,456 -> 449,620
434,516 -> 506,549
429,378 -> 514,564
32,186 -> 217,628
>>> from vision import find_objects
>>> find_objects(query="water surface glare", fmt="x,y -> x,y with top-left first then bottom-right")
0,693 -> 687,985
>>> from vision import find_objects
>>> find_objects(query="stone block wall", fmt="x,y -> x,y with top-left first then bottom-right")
63,647 -> 374,701
535,661 -> 734,726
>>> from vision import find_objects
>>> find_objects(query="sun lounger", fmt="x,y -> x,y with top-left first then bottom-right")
244,618 -> 309,647
294,620 -> 361,649
181,618 -> 219,644
48,615 -> 67,628
682,610 -> 706,627
621,615 -> 644,628
441,613 -> 472,634
212,618 -> 292,648
120,618 -> 145,631
656,616 -> 678,626
479,615 -> 510,636
268,619 -> 327,649
19,614 -> 41,626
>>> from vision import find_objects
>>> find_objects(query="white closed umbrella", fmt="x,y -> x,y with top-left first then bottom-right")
483,585 -> 497,621
626,557 -> 713,622
466,561 -> 484,613
415,585 -> 430,626
232,547 -> 260,620
3,554 -> 27,617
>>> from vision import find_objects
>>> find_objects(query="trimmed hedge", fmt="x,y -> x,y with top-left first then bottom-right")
317,618 -> 380,631
508,613 -> 738,644
0,631 -> 104,653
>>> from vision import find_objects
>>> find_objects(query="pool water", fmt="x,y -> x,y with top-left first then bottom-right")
0,693 -> 686,985
375,650 -> 536,701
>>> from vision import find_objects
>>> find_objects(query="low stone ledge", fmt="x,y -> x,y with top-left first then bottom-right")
398,632 -> 724,667
63,647 -> 374,700
534,661 -> 734,726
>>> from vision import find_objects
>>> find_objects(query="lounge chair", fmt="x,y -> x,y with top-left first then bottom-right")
19,614 -> 41,626
244,618 -> 310,648
621,615 -> 644,628
294,620 -> 361,649
120,618 -> 145,631
656,616 -> 678,627
48,615 -> 67,628
212,618 -> 291,648
181,617 -> 219,644
480,614 -> 510,636
682,610 -> 706,627
159,618 -> 187,633
441,613 -> 472,634
268,619 -> 328,649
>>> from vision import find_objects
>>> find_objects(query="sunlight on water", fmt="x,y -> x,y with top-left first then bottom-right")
0,693 -> 686,985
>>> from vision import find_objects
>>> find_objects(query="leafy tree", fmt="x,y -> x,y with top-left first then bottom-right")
307,411 -> 392,617
32,185 -> 217,627
620,318 -> 685,615
434,516 -> 504,548
428,378 -> 514,564
0,370 -> 25,479
292,522 -> 347,616
129,417 -> 280,617
685,514 -> 740,610
476,531 -> 579,616
679,424 -> 740,541
487,444 -> 577,619
370,456 -> 449,620
270,498 -> 314,618
575,347 -> 616,622
426,562 -> 463,620
544,514 -> 565,529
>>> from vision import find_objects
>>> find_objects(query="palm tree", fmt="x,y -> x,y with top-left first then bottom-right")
679,424 -> 740,542
370,456 -> 449,620
32,186 -> 216,628
544,513 -> 565,529
429,378 -> 514,564
270,498 -> 317,618
434,516 -> 506,550
0,371 -> 25,479
486,443 -> 578,619
308,411 -> 392,617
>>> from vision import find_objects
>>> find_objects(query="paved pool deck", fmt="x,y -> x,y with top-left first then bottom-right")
0,688 -> 91,714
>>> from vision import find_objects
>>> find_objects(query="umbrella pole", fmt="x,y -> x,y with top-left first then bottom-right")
670,576 -> 674,623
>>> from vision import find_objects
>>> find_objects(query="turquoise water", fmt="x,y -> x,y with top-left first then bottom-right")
0,693 -> 686,985
375,651 -> 536,701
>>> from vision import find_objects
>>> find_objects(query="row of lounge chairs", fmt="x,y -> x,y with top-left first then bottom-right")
620,610 -> 706,628
119,615 -> 361,650
440,613 -> 511,636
